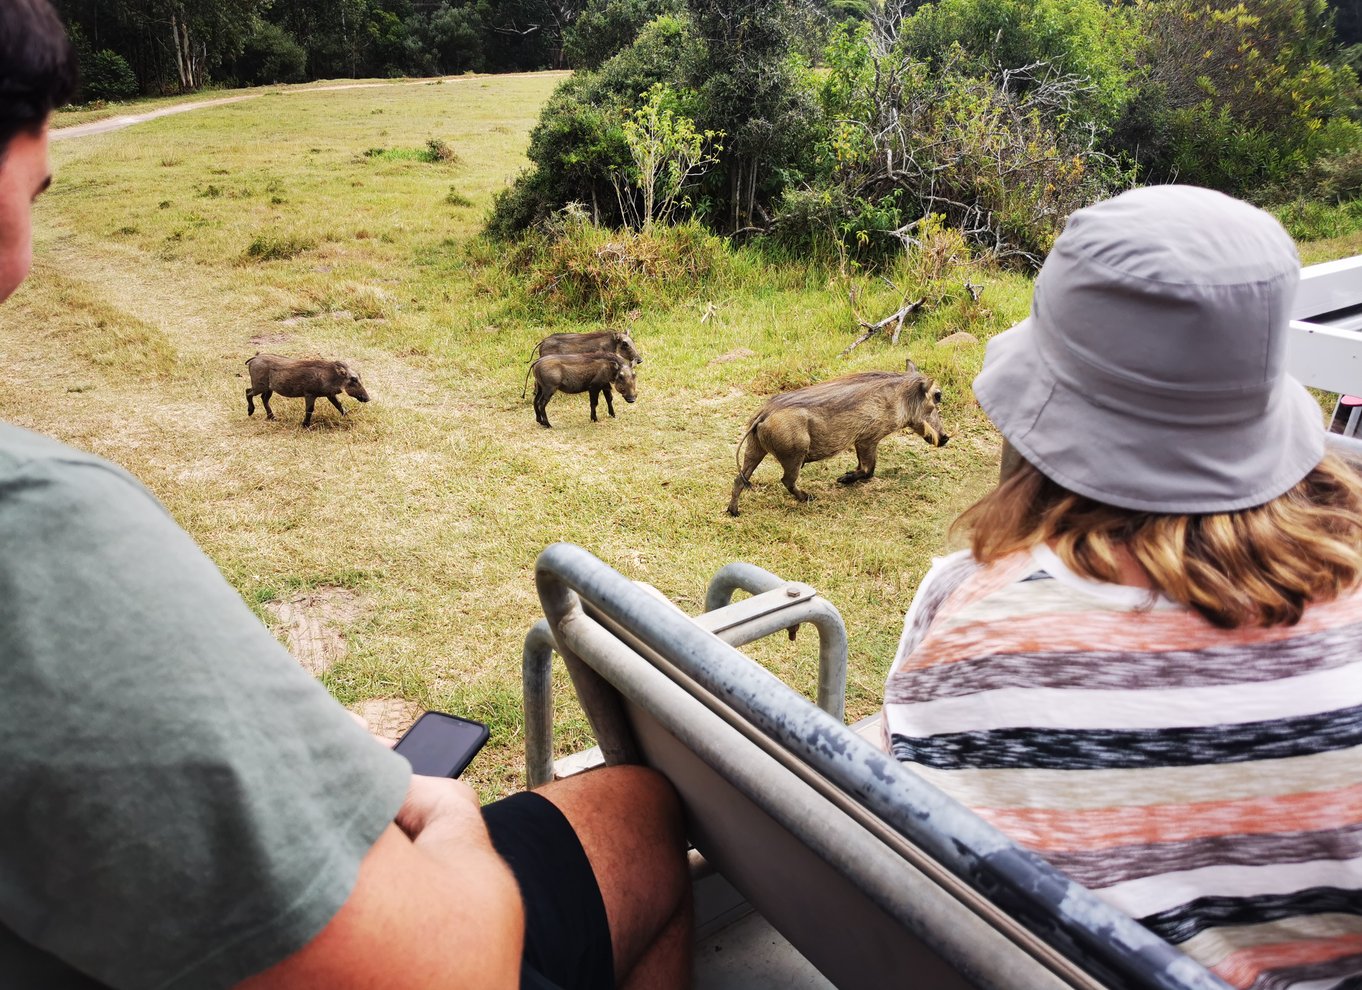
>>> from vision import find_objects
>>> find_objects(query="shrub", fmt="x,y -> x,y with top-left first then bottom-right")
1274,197 -> 1362,241
1119,0 -> 1362,197
795,32 -> 1126,266
234,22 -> 307,85
82,50 -> 138,103
895,0 -> 1139,135
486,14 -> 700,237
245,234 -> 317,262
564,0 -> 685,70
508,211 -> 727,317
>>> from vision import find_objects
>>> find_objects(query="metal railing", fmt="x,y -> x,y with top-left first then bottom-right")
529,542 -> 1231,990
523,560 -> 849,788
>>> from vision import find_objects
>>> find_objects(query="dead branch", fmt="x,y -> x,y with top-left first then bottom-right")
841,296 -> 927,355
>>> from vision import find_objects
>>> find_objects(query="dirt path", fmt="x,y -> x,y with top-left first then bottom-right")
50,72 -> 570,142
51,96 -> 255,140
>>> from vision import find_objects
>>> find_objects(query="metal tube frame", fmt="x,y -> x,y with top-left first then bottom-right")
533,542 -> 1230,990
524,561 -> 849,787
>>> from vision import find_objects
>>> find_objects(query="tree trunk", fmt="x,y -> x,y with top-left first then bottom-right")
168,7 -> 197,91
169,11 -> 189,91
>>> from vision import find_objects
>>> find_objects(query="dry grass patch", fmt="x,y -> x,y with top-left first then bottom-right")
265,587 -> 365,676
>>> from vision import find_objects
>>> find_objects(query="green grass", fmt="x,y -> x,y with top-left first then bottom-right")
11,72 -> 1352,797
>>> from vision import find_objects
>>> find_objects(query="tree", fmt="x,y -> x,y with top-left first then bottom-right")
617,83 -> 723,227
563,0 -> 682,69
687,0 -> 816,233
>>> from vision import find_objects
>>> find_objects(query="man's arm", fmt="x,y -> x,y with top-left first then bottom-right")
237,777 -> 524,990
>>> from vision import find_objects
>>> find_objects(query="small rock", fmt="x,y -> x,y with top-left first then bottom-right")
937,331 -> 979,348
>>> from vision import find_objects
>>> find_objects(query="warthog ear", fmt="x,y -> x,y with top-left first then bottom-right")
905,358 -> 919,375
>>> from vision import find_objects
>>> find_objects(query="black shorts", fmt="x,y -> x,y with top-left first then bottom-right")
483,791 -> 615,990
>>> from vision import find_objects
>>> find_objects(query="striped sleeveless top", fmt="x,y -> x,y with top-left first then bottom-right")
882,546 -> 1362,990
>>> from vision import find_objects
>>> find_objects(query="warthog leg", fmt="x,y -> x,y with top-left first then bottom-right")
327,394 -> 346,416
302,394 -> 317,428
603,383 -> 616,418
259,390 -> 275,420
246,387 -> 256,417
837,438 -> 880,484
534,384 -> 554,428
727,438 -> 768,516
588,387 -> 601,422
776,449 -> 812,503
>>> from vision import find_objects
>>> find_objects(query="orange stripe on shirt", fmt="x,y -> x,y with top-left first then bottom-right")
898,590 -> 1362,673
1213,932 -> 1362,989
977,782 -> 1362,853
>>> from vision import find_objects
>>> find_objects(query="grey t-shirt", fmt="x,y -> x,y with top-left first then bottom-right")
0,422 -> 411,988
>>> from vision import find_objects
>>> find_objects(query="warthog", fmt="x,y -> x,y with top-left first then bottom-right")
727,360 -> 948,515
245,353 -> 370,428
522,329 -> 642,398
531,352 -> 637,428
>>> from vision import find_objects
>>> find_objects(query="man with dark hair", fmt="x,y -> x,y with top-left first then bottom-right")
0,3 -> 691,988
0,0 -> 76,301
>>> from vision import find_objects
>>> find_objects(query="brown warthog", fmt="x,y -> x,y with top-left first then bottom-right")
245,353 -> 371,428
727,360 -> 948,515
522,329 -> 642,398
531,352 -> 637,428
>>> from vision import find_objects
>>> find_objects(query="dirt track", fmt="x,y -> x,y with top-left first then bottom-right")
50,73 -> 571,142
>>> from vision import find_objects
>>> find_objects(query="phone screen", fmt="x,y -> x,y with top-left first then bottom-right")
393,711 -> 490,778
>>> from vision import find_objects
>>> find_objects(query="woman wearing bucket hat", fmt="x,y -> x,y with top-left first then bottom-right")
883,186 -> 1362,989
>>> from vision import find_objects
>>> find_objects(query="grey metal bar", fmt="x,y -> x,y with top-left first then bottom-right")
552,605 -> 1085,990
526,567 -> 849,784
1327,429 -> 1362,460
704,561 -> 786,612
702,566 -> 849,723
534,567 -> 640,775
522,619 -> 556,789
535,542 -> 1231,990
696,592 -> 848,723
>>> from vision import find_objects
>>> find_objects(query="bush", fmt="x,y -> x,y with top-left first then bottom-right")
563,0 -> 684,70
245,234 -> 317,262
234,22 -> 307,85
487,16 -> 692,236
1274,197 -> 1362,241
895,0 -> 1138,135
82,50 -> 138,103
1119,0 -> 1362,197
507,211 -> 728,317
795,32 -> 1126,266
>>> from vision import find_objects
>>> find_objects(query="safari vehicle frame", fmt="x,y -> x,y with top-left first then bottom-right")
526,542 -> 1230,990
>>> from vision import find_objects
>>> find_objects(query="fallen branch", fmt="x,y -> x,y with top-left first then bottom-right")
841,296 -> 927,355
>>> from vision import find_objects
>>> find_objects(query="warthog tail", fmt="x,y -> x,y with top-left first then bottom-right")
733,419 -> 760,488
521,339 -> 549,399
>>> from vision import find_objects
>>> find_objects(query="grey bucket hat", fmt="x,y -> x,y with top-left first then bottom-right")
974,185 -> 1324,513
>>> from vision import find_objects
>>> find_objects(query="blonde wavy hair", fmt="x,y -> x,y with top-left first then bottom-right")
956,452 -> 1362,628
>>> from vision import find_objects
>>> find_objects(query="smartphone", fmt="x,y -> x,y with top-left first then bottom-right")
392,711 -> 490,778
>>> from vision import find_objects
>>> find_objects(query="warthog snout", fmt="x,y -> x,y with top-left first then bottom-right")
614,365 -> 638,404
344,374 -> 371,403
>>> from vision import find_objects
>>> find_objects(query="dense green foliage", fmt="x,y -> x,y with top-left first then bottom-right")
489,0 -> 1362,267
81,49 -> 140,101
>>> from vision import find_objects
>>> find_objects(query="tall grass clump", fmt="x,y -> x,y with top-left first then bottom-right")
505,208 -> 729,319
244,233 -> 317,262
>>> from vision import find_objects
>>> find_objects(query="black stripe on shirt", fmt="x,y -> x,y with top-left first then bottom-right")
1140,887 -> 1362,945
888,703 -> 1362,771
885,626 -> 1362,706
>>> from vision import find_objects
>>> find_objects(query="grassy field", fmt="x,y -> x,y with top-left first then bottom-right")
10,73 -> 1358,796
